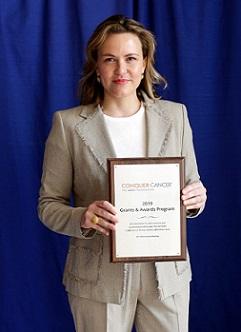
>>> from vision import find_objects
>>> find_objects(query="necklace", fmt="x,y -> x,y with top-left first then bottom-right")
100,101 -> 142,117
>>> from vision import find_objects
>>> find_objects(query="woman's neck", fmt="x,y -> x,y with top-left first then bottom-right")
101,95 -> 141,117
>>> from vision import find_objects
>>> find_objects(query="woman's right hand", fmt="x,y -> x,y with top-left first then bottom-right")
80,200 -> 118,236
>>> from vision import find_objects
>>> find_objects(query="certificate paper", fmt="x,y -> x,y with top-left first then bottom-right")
108,157 -> 186,263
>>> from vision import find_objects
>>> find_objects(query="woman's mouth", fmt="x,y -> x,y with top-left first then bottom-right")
113,79 -> 130,84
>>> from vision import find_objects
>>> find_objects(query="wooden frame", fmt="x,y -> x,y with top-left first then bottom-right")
108,157 -> 186,263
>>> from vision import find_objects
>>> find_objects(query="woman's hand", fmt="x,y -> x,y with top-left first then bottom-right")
181,181 -> 207,211
80,200 -> 118,236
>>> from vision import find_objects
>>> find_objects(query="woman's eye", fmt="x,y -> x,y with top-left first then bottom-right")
104,58 -> 115,63
127,57 -> 137,62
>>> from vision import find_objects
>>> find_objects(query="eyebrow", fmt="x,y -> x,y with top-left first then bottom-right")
101,53 -> 140,57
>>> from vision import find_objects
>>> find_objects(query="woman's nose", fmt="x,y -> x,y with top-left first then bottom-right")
115,60 -> 127,75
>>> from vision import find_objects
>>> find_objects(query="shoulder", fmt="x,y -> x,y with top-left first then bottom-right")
142,92 -> 185,114
152,99 -> 185,113
54,104 -> 96,124
146,98 -> 187,122
48,104 -> 97,137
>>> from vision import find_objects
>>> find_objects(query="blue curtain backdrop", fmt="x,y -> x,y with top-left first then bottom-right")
0,0 -> 241,331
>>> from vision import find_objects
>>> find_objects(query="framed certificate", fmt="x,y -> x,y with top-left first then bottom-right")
108,157 -> 186,263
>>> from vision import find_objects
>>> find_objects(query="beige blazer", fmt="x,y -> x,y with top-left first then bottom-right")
38,94 -> 201,304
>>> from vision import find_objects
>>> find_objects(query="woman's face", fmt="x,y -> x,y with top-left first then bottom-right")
96,33 -> 146,101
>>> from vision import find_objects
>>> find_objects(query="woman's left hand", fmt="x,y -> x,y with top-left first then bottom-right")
181,181 -> 207,210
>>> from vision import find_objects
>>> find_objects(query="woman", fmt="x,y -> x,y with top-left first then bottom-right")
38,15 -> 207,332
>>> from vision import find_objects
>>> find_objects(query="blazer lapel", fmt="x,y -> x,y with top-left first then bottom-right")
75,104 -> 116,172
145,100 -> 172,157
74,99 -> 172,170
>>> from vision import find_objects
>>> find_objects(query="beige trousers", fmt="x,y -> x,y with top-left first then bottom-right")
68,262 -> 190,332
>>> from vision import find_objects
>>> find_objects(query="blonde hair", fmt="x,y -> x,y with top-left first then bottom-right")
79,15 -> 167,104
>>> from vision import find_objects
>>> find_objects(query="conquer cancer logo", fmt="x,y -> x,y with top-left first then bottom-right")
121,182 -> 172,189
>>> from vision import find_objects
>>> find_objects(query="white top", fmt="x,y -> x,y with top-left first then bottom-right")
103,105 -> 146,158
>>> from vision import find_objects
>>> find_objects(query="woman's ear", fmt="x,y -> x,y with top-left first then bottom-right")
96,70 -> 101,83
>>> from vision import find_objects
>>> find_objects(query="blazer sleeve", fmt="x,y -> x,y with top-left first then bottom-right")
181,104 -> 205,217
38,112 -> 95,239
